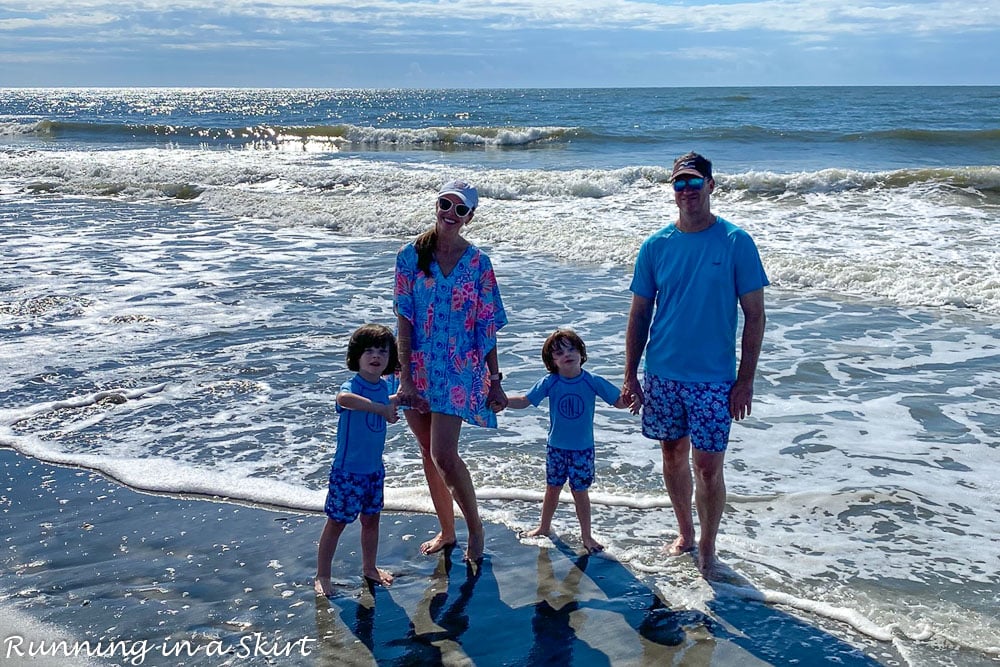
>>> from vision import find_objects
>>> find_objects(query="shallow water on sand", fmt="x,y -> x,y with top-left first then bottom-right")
2,450 -> 901,666
1,191 -> 998,665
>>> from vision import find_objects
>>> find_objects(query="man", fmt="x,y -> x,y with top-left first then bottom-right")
623,152 -> 768,577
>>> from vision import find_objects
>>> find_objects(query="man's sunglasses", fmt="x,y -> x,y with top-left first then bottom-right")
438,198 -> 472,217
672,177 -> 706,192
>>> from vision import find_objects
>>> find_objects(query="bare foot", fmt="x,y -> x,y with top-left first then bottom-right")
420,532 -> 457,555
698,553 -> 724,580
363,567 -> 394,587
463,528 -> 484,564
314,576 -> 333,597
520,526 -> 551,539
582,537 -> 605,554
662,536 -> 695,557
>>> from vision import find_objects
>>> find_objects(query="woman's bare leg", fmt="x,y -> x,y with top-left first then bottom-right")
428,413 -> 484,562
405,409 -> 457,554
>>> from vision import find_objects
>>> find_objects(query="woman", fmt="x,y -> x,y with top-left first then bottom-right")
394,179 -> 508,564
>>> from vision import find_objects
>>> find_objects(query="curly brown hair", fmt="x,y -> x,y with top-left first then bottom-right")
346,324 -> 399,375
540,328 -> 587,374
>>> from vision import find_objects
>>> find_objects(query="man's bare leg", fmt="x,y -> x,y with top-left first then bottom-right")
693,448 -> 727,577
661,437 -> 695,556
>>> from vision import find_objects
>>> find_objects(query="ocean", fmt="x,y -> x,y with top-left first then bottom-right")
1,86 -> 998,666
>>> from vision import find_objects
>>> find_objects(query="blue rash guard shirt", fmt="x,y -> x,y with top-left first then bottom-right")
525,370 -> 622,451
333,374 -> 390,474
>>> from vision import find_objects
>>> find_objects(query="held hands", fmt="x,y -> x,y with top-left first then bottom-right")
487,379 -> 508,413
396,379 -> 430,414
383,396 -> 401,424
613,390 -> 641,414
622,376 -> 644,415
620,376 -> 754,419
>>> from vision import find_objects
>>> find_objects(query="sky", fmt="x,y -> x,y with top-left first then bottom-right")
1,1 -> 998,88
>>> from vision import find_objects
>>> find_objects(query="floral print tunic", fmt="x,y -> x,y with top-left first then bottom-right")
394,243 -> 508,428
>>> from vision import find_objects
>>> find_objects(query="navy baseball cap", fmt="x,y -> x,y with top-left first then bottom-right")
671,152 -> 712,181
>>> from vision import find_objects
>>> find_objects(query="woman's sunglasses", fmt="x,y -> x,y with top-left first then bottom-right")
438,198 -> 472,217
672,177 -> 706,192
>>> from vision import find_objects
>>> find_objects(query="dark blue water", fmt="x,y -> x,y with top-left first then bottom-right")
4,87 -> 999,171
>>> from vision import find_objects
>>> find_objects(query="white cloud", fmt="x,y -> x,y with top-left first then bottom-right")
0,11 -> 118,31
1,0 -> 997,85
3,0 -> 1000,36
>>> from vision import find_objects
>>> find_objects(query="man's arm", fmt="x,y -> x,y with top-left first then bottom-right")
623,294 -> 654,408
730,288 -> 765,421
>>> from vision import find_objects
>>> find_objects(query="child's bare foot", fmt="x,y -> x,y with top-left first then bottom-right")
519,526 -> 551,539
662,536 -> 694,557
420,532 -> 456,555
363,567 -> 394,587
582,537 -> 604,554
314,576 -> 334,597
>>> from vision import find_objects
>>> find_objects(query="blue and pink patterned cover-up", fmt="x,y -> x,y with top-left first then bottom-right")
394,243 -> 508,428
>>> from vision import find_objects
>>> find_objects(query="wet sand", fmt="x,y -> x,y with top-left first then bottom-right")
1,448 -> 886,665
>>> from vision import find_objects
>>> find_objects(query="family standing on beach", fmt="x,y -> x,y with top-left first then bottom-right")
315,151 -> 769,595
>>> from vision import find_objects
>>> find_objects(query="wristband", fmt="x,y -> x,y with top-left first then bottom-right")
490,372 -> 503,381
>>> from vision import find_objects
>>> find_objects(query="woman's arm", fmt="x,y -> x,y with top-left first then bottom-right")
396,314 -> 430,413
485,346 -> 508,412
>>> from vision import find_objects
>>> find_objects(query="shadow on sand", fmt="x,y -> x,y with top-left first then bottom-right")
699,559 -> 887,666
314,530 -> 885,666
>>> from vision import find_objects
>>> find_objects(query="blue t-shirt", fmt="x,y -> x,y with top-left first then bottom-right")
630,216 -> 769,382
333,374 -> 390,474
525,370 -> 622,451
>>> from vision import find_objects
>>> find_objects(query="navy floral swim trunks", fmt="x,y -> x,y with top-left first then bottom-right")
641,375 -> 733,452
324,466 -> 385,523
546,445 -> 595,491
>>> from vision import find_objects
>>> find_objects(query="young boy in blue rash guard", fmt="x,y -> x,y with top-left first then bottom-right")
315,324 -> 400,597
507,329 -> 637,553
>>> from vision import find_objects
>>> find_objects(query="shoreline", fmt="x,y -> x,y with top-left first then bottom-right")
1,447 -> 890,665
